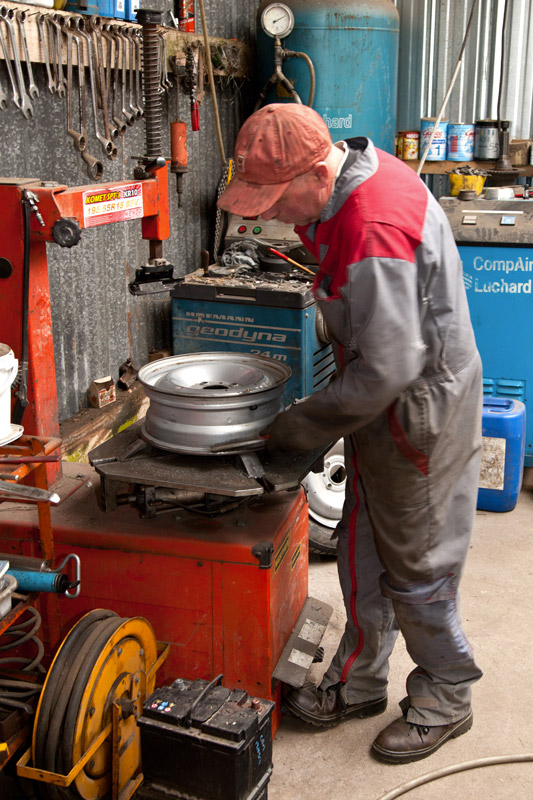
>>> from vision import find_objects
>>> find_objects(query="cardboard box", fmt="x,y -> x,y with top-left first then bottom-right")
88,376 -> 116,408
509,139 -> 531,166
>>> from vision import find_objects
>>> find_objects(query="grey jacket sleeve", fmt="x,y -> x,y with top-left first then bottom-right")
267,255 -> 427,451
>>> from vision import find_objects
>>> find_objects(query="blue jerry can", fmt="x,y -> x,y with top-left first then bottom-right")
478,398 -> 526,512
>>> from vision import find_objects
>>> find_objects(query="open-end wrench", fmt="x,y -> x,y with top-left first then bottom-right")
117,25 -> 134,127
76,17 -> 117,159
0,15 -> 21,108
17,10 -> 39,101
0,21 -> 11,110
50,14 -> 66,98
0,7 -> 33,118
125,26 -> 142,119
102,23 -> 126,135
70,17 -> 104,181
88,16 -> 118,143
37,13 -> 56,94
65,19 -> 85,152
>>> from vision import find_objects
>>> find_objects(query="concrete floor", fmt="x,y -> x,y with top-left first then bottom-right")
269,485 -> 533,800
1,483 -> 532,799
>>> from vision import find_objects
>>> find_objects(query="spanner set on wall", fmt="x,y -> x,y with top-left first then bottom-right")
0,10 -> 172,180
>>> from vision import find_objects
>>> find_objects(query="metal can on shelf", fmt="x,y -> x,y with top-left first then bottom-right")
447,123 -> 475,161
420,118 -> 448,161
402,131 -> 419,160
474,120 -> 505,160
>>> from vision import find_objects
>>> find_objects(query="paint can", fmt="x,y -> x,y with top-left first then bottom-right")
474,120 -> 504,160
447,123 -> 475,161
401,131 -> 419,160
420,118 -> 448,161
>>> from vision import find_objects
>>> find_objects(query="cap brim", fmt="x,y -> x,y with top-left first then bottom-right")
217,176 -> 290,217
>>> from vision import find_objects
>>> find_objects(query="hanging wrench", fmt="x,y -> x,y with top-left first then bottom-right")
0,7 -> 33,119
88,16 -> 118,143
133,28 -> 144,117
110,24 -> 132,129
118,26 -> 137,121
65,18 -> 85,152
17,11 -> 39,101
102,23 -> 126,135
159,31 -> 172,92
37,13 -> 56,95
117,25 -> 134,126
50,15 -> 66,98
76,17 -> 117,159
0,20 -> 12,109
70,17 -> 104,181
126,26 -> 142,119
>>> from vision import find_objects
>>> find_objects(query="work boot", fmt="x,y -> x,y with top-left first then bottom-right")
284,684 -> 387,727
372,709 -> 473,764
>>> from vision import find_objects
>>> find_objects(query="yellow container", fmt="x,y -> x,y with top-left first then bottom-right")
449,174 -> 486,196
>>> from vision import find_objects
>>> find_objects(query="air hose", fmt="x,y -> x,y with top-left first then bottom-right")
0,607 -> 44,717
0,606 -> 45,673
32,609 -> 121,799
376,753 -> 533,800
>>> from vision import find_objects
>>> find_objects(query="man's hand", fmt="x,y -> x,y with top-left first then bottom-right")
261,411 -> 295,453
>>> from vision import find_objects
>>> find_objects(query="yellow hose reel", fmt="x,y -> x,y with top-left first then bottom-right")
17,609 -> 167,800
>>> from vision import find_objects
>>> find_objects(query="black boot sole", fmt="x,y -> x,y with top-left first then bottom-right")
371,710 -> 473,764
284,694 -> 388,728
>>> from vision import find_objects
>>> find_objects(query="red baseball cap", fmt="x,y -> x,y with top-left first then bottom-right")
217,104 -> 332,217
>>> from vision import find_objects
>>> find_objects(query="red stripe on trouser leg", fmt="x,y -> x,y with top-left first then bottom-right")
340,452 -> 365,683
387,400 -> 429,476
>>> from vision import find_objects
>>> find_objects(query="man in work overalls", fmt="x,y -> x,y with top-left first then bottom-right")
218,103 -> 483,764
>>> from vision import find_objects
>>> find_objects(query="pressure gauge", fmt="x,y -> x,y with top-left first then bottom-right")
261,3 -> 295,39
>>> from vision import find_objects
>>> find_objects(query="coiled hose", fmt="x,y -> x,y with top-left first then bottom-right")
0,607 -> 44,721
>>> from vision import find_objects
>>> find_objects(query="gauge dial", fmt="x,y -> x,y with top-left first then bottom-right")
261,3 -> 295,39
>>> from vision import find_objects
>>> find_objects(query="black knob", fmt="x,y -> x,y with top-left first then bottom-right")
52,218 -> 82,248
0,257 -> 13,278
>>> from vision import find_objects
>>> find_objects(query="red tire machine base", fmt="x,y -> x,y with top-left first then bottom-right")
1,464 -> 310,733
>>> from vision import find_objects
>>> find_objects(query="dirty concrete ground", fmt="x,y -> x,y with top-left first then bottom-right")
269,485 -> 533,800
1,483 -> 532,799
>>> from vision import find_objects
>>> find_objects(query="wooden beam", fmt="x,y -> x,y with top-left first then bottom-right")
0,1 -> 252,78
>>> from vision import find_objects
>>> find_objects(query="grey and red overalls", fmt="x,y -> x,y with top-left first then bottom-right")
274,137 -> 483,725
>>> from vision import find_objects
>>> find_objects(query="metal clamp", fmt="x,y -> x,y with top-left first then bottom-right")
55,553 -> 81,598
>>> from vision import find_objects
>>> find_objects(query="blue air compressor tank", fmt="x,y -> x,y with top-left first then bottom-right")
256,0 -> 399,152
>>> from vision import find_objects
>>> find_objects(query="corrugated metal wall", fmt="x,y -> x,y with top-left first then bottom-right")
1,0 -> 532,421
0,0 -> 257,421
395,0 -> 533,137
394,0 -> 533,198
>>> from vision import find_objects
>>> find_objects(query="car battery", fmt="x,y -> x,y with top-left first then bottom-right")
137,677 -> 275,800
